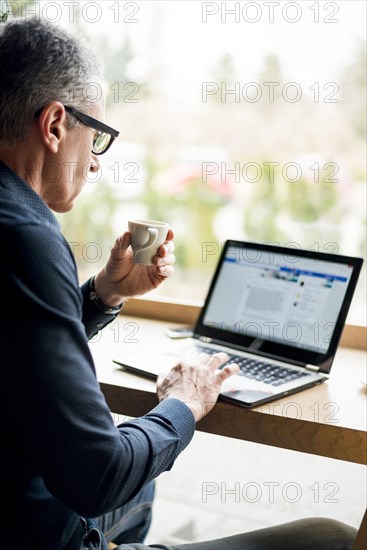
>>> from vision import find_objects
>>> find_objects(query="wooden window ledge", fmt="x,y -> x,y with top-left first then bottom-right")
120,297 -> 367,351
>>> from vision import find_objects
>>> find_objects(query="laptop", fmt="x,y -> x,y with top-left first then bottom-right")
113,240 -> 363,408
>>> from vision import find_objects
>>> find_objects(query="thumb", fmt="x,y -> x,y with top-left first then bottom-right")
110,232 -> 131,261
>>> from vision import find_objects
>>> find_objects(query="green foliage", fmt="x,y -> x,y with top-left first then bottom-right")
341,41 -> 367,139
243,161 -> 338,241
243,161 -> 286,242
0,9 -> 10,22
142,157 -> 227,272
283,178 -> 337,222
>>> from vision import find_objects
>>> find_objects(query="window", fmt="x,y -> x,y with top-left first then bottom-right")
13,0 -> 365,324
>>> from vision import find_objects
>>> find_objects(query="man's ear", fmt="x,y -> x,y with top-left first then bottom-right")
37,102 -> 67,153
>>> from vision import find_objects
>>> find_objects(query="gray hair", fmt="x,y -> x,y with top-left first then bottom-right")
0,18 -> 103,146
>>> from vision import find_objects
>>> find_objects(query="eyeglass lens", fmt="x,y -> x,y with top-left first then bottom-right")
93,132 -> 111,154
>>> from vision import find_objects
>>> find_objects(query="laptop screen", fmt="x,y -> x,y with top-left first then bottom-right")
195,241 -> 363,371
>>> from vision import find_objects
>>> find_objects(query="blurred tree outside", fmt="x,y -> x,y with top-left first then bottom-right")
341,41 -> 367,139
143,155 -> 230,278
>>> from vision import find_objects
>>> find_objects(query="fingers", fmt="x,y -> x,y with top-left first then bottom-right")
185,352 -> 230,370
156,228 -> 175,258
157,264 -> 174,277
216,362 -> 240,382
159,352 -> 237,387
121,231 -> 131,249
199,352 -> 239,382
113,232 -> 130,249
156,351 -> 240,422
154,244 -> 175,276
110,232 -> 131,261
165,228 -> 174,241
157,240 -> 175,259
151,229 -> 175,274
206,352 -> 229,370
191,351 -> 238,377
197,352 -> 210,363
156,253 -> 175,266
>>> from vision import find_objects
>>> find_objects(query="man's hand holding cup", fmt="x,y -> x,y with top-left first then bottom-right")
94,219 -> 175,306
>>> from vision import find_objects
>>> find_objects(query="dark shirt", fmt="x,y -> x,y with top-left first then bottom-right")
0,161 -> 195,549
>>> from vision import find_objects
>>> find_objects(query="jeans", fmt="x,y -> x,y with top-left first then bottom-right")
80,481 -> 357,550
80,481 -> 155,549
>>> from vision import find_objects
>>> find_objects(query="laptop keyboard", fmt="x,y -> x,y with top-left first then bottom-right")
169,344 -> 311,387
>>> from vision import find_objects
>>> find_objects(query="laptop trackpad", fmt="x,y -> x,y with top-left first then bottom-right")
221,387 -> 274,403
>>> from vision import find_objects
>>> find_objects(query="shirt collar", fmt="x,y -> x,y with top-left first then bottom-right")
0,160 -> 60,229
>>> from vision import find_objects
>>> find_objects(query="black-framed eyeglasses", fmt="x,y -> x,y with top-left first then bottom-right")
64,105 -> 119,155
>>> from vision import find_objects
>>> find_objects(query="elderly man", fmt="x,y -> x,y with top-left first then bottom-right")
0,17 -> 357,550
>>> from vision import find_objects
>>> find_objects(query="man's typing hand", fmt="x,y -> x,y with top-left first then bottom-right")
156,352 -> 240,422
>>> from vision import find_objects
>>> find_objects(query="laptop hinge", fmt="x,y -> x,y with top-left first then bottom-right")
305,364 -> 320,372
